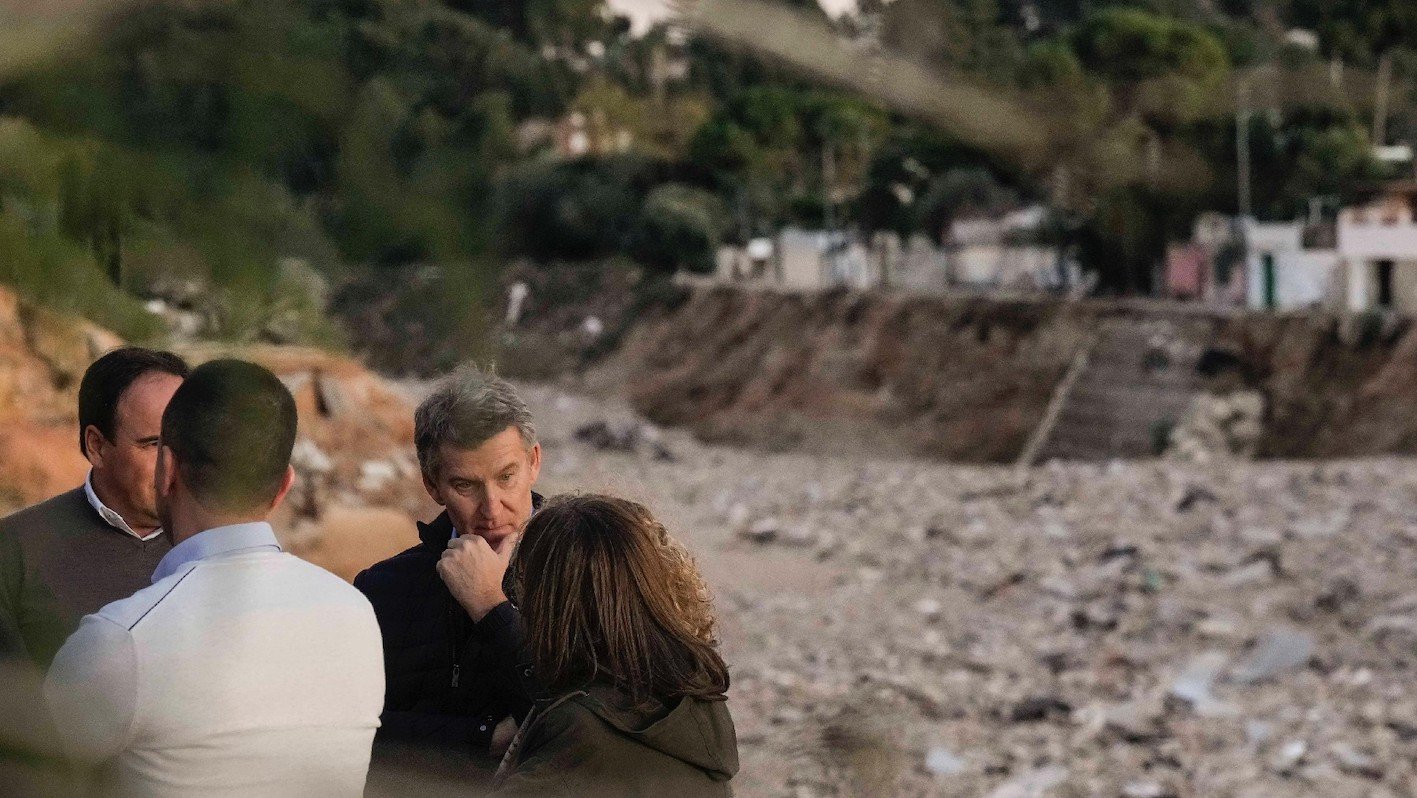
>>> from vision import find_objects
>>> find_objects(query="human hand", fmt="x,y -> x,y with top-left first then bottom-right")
489,715 -> 518,758
436,534 -> 512,621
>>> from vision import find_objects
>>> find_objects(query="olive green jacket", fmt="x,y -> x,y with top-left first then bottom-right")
493,684 -> 738,797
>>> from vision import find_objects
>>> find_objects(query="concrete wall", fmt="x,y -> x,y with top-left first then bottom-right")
1243,222 -> 1340,311
891,235 -> 949,292
777,230 -> 828,289
1338,207 -> 1417,261
1245,250 -> 1339,310
949,245 -> 1057,288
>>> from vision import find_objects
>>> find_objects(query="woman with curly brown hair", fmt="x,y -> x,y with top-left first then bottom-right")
491,494 -> 738,797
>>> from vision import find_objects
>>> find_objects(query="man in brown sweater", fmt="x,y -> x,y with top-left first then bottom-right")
0,347 -> 189,668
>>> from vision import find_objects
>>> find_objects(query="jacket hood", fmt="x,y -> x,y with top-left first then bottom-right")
575,685 -> 739,780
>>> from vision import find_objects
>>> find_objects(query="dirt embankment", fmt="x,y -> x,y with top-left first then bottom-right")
0,289 -> 122,506
587,287 -> 1091,462
583,285 -> 1417,462
1209,313 -> 1417,458
0,287 -> 431,581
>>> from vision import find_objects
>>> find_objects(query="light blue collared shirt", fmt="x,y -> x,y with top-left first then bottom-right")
151,522 -> 282,584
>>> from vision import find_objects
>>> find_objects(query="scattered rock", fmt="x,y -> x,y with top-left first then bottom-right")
291,439 -> 334,475
574,420 -> 637,452
1102,700 -> 1166,743
314,370 -> 348,417
1221,559 -> 1275,588
1331,742 -> 1382,779
924,746 -> 965,777
1007,696 -> 1071,724
1272,739 -> 1307,774
1231,628 -> 1315,685
358,460 -> 399,494
986,765 -> 1068,798
913,597 -> 943,621
1167,390 -> 1265,463
573,419 -> 676,460
1122,780 -> 1174,798
1174,484 -> 1218,513
1169,651 -> 1234,716
738,517 -> 781,544
1315,578 -> 1360,613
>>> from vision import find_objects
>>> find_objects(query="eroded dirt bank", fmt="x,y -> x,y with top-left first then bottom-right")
577,286 -> 1417,462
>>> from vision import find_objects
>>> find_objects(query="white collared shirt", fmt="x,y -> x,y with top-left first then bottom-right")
44,522 -> 385,797
83,470 -> 162,542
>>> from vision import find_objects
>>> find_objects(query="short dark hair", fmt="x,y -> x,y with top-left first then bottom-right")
78,347 -> 190,456
160,359 -> 297,511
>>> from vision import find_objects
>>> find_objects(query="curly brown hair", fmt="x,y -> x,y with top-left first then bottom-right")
510,494 -> 729,703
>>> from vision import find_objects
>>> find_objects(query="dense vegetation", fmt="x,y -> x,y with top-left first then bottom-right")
0,0 -> 1412,354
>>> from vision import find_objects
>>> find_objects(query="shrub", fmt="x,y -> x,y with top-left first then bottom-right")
627,184 -> 727,275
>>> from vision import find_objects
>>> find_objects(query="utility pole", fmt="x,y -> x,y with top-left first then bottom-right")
1235,75 -> 1252,306
1236,76 -> 1252,221
822,144 -> 837,285
1373,51 -> 1393,148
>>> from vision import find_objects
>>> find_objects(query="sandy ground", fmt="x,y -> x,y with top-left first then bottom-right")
513,380 -> 1417,798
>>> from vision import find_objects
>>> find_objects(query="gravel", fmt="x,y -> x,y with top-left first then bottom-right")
517,381 -> 1417,797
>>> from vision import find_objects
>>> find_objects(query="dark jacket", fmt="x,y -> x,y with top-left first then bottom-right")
493,684 -> 739,797
354,504 -> 544,774
0,487 -> 172,668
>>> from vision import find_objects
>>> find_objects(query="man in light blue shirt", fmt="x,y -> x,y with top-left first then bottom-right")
44,359 -> 384,797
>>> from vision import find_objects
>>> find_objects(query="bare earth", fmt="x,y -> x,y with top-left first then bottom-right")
515,381 -> 1417,798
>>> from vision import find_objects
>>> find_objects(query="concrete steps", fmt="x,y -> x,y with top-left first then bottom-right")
1029,320 -> 1202,463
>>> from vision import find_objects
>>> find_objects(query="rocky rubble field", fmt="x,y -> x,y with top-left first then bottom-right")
518,382 -> 1417,798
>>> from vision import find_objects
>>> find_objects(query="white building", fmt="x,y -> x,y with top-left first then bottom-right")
1337,182 -> 1417,313
889,233 -> 950,292
1243,220 -> 1341,311
775,228 -> 875,289
944,206 -> 1071,290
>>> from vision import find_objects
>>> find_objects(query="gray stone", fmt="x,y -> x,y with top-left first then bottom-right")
1331,742 -> 1382,779
290,439 -> 334,474
924,745 -> 965,777
1170,651 -> 1236,716
314,371 -> 348,417
913,597 -> 943,620
739,517 -> 781,544
1272,739 -> 1307,773
1222,560 -> 1274,588
357,459 -> 399,493
986,765 -> 1068,798
1102,700 -> 1165,742
1122,781 -> 1172,798
1232,628 -> 1315,684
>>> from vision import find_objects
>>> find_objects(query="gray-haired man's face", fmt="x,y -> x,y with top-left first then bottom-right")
423,426 -> 541,552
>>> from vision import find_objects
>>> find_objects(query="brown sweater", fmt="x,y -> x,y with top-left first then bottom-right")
0,487 -> 172,668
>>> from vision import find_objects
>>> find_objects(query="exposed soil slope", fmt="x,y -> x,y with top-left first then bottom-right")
591,287 -> 1089,462
589,286 -> 1417,462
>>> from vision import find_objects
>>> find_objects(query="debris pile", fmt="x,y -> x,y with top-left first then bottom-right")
1167,391 -> 1266,463
518,382 -> 1417,797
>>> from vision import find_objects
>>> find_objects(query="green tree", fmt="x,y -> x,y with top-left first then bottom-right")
628,184 -> 729,273
1072,7 -> 1231,128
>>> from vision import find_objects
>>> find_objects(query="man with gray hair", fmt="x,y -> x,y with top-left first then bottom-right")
355,367 -> 544,780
